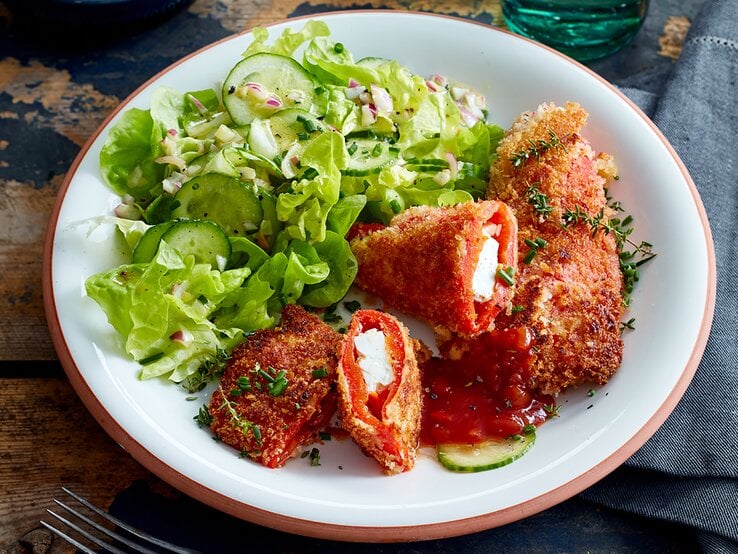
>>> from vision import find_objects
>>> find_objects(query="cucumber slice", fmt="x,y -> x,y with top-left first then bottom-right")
356,56 -> 390,69
256,189 -> 282,250
437,433 -> 536,472
161,220 -> 231,270
266,108 -> 326,154
343,138 -> 398,177
132,221 -> 175,263
403,157 -> 449,168
171,174 -> 262,237
223,53 -> 323,126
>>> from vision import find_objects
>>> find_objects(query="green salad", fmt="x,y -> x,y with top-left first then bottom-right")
86,20 -> 504,391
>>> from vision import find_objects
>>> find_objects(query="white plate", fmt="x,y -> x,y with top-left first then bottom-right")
43,11 -> 715,542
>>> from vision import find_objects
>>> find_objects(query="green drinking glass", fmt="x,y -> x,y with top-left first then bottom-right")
501,0 -> 650,62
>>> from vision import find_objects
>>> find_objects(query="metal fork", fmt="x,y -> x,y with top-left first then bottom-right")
41,487 -> 203,554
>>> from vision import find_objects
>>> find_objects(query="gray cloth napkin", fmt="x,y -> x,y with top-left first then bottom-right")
581,1 -> 738,551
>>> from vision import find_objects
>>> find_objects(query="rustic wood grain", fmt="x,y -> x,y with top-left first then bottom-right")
188,0 -> 504,33
0,54 -> 120,362
0,378 -> 153,552
659,15 -> 692,60
0,176 -> 60,361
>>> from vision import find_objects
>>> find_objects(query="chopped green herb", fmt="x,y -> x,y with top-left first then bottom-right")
523,237 -> 547,264
138,352 -> 164,365
257,367 -> 274,382
312,367 -> 329,379
268,370 -> 289,397
510,130 -> 567,169
308,447 -> 321,466
620,317 -> 636,332
229,388 -> 243,397
587,388 -> 596,397
543,404 -> 561,419
334,42 -> 344,53
319,431 -> 332,441
322,312 -> 343,324
236,376 -> 251,391
343,299 -> 361,313
524,184 -> 553,219
523,424 -> 536,435
511,305 -> 525,313
252,425 -> 262,443
496,266 -> 515,286
299,117 -> 319,133
193,405 -> 212,427
302,167 -> 319,180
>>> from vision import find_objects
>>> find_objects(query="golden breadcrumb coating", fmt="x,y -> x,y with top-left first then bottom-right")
336,310 -> 422,475
488,102 -> 625,395
350,200 -> 518,338
209,305 -> 342,468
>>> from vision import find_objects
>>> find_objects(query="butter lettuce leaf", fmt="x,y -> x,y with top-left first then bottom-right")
276,131 -> 346,242
99,108 -> 164,202
85,241 -> 250,382
243,20 -> 331,58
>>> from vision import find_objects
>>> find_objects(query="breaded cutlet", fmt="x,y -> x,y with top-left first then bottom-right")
209,304 -> 342,467
488,102 -> 624,395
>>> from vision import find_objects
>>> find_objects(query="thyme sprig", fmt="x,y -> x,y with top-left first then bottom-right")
217,387 -> 262,446
561,202 -> 656,306
193,405 -> 212,427
524,183 -> 553,219
510,129 -> 567,169
543,404 -> 561,419
181,347 -> 231,393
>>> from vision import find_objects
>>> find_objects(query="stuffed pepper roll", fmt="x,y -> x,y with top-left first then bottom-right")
350,200 -> 518,338
336,309 -> 422,475
209,305 -> 342,468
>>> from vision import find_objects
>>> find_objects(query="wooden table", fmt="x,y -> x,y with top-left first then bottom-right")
0,0 -> 704,551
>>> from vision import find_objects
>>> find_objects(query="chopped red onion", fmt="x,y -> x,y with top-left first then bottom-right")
370,84 -> 393,113
264,95 -> 283,108
113,203 -> 141,220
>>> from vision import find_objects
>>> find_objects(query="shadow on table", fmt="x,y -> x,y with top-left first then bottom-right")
110,480 -> 699,553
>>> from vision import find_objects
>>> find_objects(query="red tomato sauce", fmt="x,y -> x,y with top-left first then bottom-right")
420,327 -> 554,445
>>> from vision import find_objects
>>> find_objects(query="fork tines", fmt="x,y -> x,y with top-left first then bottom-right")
41,487 -> 201,554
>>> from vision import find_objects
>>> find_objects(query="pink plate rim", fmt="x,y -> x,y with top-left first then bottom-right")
42,10 -> 717,542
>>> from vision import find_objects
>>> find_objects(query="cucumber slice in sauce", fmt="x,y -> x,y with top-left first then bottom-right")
171,174 -> 262,237
132,221 -> 175,263
266,108 -> 326,154
343,138 -> 398,176
161,220 -> 231,270
223,53 -> 323,126
437,433 -> 536,472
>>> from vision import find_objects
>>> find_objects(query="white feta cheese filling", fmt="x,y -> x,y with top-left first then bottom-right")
472,228 -> 500,302
354,328 -> 393,392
